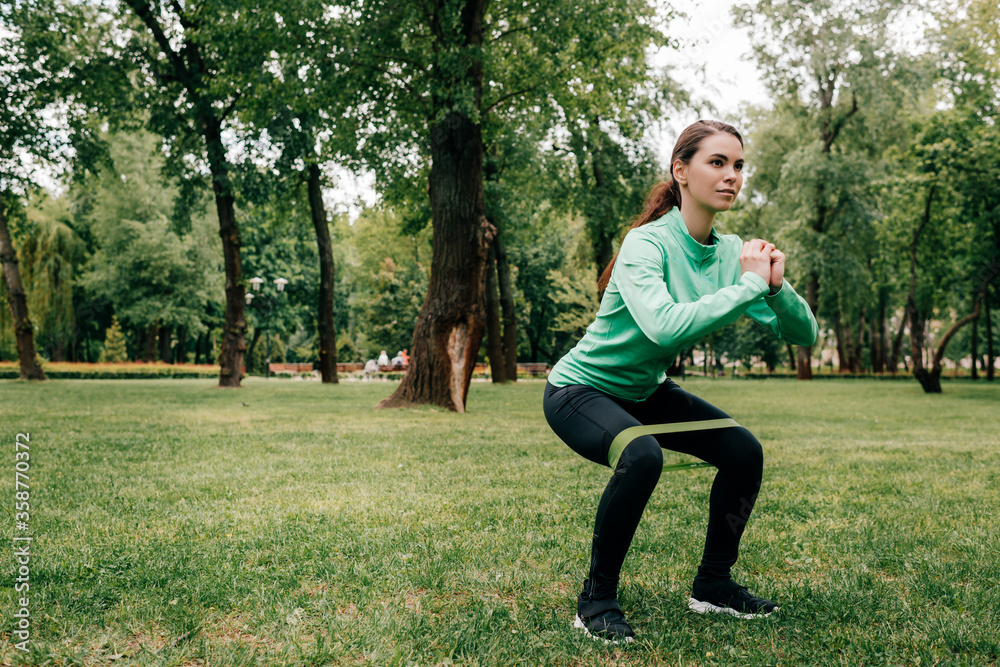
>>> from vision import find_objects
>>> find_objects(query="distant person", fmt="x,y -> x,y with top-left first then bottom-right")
400,349 -> 409,365
390,351 -> 406,368
542,119 -> 818,643
363,358 -> 378,379
377,350 -> 389,367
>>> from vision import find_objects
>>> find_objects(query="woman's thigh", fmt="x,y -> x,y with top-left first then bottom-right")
630,380 -> 759,467
543,383 -> 645,467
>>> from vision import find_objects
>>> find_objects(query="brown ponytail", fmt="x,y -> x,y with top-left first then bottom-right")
596,119 -> 744,294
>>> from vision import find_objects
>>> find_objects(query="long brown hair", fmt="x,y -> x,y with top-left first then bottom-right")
596,119 -> 744,294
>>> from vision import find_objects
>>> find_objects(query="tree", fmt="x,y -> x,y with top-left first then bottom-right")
346,0 -> 680,411
734,0 -> 913,379
99,316 -> 128,362
20,193 -> 86,361
233,4 -> 361,383
115,0 -> 281,386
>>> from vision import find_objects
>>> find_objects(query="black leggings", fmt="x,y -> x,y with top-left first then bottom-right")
543,380 -> 764,616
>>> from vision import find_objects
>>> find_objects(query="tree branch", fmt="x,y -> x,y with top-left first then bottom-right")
824,90 -> 859,152
125,0 -> 191,92
483,85 -> 539,114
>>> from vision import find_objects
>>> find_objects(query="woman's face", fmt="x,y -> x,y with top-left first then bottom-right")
673,132 -> 744,213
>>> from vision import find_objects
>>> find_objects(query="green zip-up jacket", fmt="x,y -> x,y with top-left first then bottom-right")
547,206 -> 819,401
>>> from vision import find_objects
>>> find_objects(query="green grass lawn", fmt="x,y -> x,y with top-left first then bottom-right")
1,377 -> 998,666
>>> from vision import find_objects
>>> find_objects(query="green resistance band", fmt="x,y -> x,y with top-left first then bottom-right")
607,418 -> 742,470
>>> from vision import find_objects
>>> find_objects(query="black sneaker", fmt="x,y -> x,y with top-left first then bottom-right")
688,578 -> 779,619
573,608 -> 636,644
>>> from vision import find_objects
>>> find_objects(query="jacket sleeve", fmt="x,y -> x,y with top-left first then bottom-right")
614,232 -> 771,348
744,277 -> 819,346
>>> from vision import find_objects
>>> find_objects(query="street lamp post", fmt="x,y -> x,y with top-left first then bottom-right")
245,276 -> 288,379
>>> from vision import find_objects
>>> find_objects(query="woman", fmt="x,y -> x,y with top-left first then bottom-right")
543,119 -> 818,643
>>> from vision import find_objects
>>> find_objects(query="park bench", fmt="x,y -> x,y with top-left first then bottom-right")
336,362 -> 365,372
517,362 -> 550,377
268,362 -> 314,374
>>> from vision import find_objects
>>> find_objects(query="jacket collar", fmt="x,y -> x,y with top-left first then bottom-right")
664,205 -> 721,263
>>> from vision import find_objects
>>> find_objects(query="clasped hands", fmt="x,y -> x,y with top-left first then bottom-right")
739,239 -> 784,292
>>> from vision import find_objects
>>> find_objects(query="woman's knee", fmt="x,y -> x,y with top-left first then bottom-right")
617,437 -> 663,480
724,428 -> 763,474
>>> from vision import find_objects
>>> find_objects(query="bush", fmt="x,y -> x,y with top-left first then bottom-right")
0,361 -> 218,379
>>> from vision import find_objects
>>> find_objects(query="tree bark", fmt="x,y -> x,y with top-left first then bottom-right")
307,162 -> 339,383
378,108 -> 492,411
175,327 -> 186,364
485,243 -> 505,382
494,219 -> 518,382
0,197 -> 46,380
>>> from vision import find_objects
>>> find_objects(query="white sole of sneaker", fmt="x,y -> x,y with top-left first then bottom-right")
688,597 -> 779,619
573,614 -> 635,644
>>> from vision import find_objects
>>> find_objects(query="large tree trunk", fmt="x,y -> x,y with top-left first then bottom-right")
307,162 -> 338,383
0,197 -> 46,380
202,115 -> 247,388
909,309 -> 933,391
494,220 -> 518,382
485,244 -> 506,382
378,0 -> 490,412
378,110 -> 492,411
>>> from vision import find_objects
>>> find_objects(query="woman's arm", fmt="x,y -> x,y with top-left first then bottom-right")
615,233 -> 771,348
744,278 -> 819,346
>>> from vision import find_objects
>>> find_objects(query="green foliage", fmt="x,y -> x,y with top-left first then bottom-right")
75,130 -> 221,339
19,193 -> 86,359
97,316 -> 128,363
337,207 -> 431,361
1,0 -> 128,194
